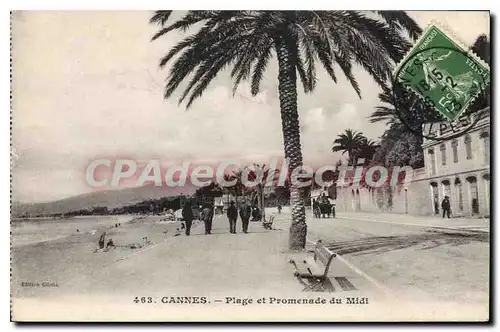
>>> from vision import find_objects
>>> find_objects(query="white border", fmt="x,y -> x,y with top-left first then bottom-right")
3,2 -> 496,331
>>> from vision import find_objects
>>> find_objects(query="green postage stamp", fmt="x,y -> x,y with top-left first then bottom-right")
396,23 -> 490,122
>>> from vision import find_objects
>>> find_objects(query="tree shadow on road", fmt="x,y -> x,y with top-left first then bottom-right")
325,229 -> 489,256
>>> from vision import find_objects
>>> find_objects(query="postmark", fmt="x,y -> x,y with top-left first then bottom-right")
395,22 -> 490,122
392,22 -> 490,141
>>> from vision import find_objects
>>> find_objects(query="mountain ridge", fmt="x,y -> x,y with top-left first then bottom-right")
12,184 -> 197,217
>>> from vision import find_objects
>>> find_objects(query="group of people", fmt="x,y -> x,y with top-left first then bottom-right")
181,203 -> 214,236
181,200 -> 264,235
226,201 -> 252,234
312,193 -> 335,218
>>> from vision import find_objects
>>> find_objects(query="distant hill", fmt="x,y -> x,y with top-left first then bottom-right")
11,184 -> 197,217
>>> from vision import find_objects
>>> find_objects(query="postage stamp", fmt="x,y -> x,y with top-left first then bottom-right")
395,23 -> 491,122
10,11 -> 490,323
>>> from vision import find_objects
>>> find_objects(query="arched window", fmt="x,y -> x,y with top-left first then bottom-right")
454,178 -> 463,212
483,173 -> 490,213
466,176 -> 479,214
428,148 -> 436,175
464,135 -> 472,160
451,139 -> 458,163
480,131 -> 490,164
440,143 -> 446,166
442,179 -> 451,198
430,182 -> 439,214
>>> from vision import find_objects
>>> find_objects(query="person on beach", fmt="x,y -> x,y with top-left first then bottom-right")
106,239 -> 115,249
441,196 -> 451,219
182,203 -> 194,236
227,201 -> 238,234
98,231 -> 106,249
201,204 -> 214,235
239,200 -> 251,234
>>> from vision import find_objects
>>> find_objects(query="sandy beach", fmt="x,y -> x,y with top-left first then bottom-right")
11,215 -> 189,298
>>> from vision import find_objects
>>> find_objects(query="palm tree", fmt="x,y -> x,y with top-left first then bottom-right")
369,84 -> 440,127
151,10 -> 421,250
471,34 -> 490,65
469,34 -> 490,113
244,164 -> 279,221
357,138 -> 379,161
331,129 -> 366,164
369,86 -> 401,125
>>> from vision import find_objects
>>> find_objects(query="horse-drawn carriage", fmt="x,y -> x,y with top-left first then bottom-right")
312,193 -> 336,218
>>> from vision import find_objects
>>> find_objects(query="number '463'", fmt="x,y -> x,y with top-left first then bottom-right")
133,296 -> 153,303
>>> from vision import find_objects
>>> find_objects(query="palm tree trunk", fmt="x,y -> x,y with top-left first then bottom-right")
275,36 -> 307,250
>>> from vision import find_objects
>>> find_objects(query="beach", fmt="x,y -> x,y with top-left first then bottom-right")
11,215 -> 187,299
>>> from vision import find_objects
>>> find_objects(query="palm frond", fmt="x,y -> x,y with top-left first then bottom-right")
375,11 -> 423,41
152,11 -> 217,40
150,10 -> 173,26
311,39 -> 337,84
152,10 -> 421,109
250,44 -> 274,96
301,33 -> 317,92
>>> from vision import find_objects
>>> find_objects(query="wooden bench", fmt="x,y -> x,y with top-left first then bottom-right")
262,215 -> 275,230
289,240 -> 336,292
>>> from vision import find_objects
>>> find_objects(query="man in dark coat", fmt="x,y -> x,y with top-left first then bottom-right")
312,199 -> 320,218
251,206 -> 262,221
239,200 -> 252,234
182,204 -> 194,236
227,201 -> 238,234
201,204 -> 214,235
441,196 -> 451,219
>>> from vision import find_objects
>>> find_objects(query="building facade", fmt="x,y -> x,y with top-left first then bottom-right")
336,110 -> 490,217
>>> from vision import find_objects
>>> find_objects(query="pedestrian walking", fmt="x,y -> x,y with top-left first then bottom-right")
277,203 -> 282,214
201,204 -> 214,235
320,194 -> 329,218
239,200 -> 251,234
227,201 -> 238,234
182,203 -> 194,236
312,199 -> 320,218
441,196 -> 451,219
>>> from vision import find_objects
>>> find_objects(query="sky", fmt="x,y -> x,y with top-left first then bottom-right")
11,11 -> 490,203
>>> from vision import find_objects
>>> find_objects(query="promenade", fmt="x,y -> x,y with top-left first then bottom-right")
273,208 -> 489,306
12,210 -> 488,321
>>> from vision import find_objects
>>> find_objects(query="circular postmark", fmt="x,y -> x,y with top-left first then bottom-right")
391,45 -> 490,142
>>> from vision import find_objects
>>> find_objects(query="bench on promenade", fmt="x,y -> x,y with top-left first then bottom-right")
262,215 -> 275,230
289,240 -> 336,292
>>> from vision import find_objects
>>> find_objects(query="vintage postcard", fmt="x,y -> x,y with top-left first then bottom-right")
10,10 -> 490,322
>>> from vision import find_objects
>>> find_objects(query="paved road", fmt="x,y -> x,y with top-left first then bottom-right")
273,211 -> 489,306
